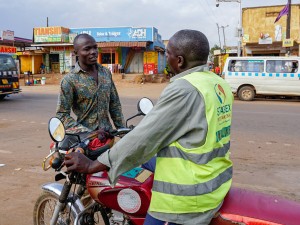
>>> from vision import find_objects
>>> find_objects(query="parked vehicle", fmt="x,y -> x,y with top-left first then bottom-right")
0,54 -> 21,100
222,56 -> 300,101
34,97 -> 300,225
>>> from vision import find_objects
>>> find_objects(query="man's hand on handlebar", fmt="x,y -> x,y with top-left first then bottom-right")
64,152 -> 108,174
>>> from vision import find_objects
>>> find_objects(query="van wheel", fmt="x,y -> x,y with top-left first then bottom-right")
238,86 -> 255,101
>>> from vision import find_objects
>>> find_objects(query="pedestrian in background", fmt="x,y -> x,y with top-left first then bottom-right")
40,63 -> 45,74
215,65 -> 221,75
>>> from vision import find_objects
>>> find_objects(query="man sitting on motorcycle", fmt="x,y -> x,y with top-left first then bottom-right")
65,29 -> 234,225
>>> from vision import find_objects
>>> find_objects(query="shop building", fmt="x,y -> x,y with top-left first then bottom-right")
0,30 -> 32,74
213,4 -> 300,72
242,4 -> 300,56
31,26 -> 165,75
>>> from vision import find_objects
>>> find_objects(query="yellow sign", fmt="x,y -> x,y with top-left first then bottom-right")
144,51 -> 158,64
282,39 -> 294,47
34,26 -> 70,43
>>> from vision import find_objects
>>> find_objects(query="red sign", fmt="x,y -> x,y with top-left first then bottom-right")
50,46 -> 73,52
0,45 -> 17,54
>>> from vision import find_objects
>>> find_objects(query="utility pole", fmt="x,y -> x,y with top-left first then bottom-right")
221,25 -> 229,49
286,0 -> 291,39
286,0 -> 291,55
47,17 -> 49,27
216,0 -> 242,56
216,23 -> 222,49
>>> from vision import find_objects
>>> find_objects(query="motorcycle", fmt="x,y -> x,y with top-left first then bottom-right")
34,97 -> 300,225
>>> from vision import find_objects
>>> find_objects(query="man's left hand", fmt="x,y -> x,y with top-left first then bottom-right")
64,152 -> 107,174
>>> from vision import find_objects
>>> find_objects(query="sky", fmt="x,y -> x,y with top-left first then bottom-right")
1,0 -> 299,48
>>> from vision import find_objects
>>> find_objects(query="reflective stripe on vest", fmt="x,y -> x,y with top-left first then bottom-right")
149,71 -> 233,214
159,142 -> 230,165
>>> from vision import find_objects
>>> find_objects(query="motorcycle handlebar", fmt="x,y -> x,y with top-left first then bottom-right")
110,127 -> 132,137
47,127 -> 133,171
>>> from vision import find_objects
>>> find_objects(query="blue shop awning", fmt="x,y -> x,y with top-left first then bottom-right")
97,41 -> 148,48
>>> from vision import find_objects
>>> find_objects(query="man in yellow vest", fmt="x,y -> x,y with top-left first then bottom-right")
65,29 -> 234,225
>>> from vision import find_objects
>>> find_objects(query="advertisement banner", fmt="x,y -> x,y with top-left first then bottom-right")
143,51 -> 158,64
50,46 -> 73,53
1,30 -> 14,41
34,26 -> 70,43
70,27 -> 153,42
0,45 -> 17,54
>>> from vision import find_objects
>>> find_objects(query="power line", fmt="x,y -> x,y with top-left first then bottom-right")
204,0 -> 219,23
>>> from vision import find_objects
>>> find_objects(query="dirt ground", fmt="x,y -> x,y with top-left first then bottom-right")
1,73 -> 169,225
1,73 -> 300,225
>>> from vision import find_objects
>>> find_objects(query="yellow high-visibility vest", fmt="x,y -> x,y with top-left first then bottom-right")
150,71 -> 233,213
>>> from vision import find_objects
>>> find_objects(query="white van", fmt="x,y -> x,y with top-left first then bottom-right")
222,56 -> 300,101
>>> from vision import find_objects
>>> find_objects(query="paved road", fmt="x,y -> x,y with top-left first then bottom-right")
0,84 -> 299,225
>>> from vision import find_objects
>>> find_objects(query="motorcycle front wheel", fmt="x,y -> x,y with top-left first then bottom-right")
33,190 -> 75,225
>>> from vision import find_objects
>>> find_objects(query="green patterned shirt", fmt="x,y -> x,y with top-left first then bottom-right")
56,62 -> 125,132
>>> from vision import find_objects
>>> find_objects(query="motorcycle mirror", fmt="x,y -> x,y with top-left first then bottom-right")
137,97 -> 153,115
48,117 -> 66,142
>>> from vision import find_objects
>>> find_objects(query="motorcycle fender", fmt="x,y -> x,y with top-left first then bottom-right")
41,182 -> 85,217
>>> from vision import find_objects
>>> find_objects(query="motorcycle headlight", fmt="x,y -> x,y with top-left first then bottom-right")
117,188 -> 141,213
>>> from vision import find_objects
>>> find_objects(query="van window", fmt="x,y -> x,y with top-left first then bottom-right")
228,60 -> 264,72
0,54 -> 17,71
266,60 -> 298,73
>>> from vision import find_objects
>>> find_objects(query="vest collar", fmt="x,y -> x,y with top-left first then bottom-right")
170,65 -> 209,82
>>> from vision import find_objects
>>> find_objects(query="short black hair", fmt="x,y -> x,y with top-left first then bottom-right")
172,29 -> 209,64
73,33 -> 96,51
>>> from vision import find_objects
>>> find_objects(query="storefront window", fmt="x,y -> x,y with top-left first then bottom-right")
101,53 -> 115,64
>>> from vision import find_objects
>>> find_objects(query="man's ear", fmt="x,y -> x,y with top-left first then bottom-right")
178,56 -> 184,68
73,50 -> 77,56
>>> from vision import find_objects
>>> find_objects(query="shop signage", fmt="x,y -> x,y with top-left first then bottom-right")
0,45 -> 17,54
282,39 -> 293,47
144,51 -> 158,64
50,46 -> 73,53
34,26 -> 70,43
69,33 -> 77,43
70,27 -> 153,42
128,28 -> 147,39
34,26 -> 69,36
258,37 -> 272,44
243,34 -> 250,43
97,31 -> 121,38
22,51 -> 31,55
1,30 -> 14,41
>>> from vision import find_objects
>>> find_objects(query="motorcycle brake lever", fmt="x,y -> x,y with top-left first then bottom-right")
59,150 -> 68,154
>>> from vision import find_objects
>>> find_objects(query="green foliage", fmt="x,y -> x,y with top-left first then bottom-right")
209,44 -> 221,64
210,44 -> 221,55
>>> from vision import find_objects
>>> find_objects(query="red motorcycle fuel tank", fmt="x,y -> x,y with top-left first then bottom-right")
210,186 -> 300,225
86,167 -> 153,217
